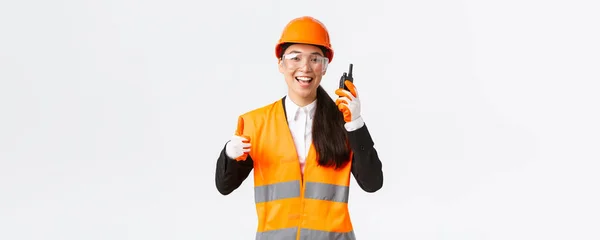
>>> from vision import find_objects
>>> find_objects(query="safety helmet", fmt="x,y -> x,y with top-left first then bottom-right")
275,16 -> 334,63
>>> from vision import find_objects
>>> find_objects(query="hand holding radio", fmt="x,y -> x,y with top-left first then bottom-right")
335,64 -> 361,123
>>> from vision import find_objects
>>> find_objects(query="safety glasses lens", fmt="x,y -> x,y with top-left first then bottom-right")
282,53 -> 328,73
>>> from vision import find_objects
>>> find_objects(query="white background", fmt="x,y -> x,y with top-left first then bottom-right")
1,0 -> 599,239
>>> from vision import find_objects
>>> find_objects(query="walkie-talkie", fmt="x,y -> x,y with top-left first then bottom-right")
339,63 -> 354,91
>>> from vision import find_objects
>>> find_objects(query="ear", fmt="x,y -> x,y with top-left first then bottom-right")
278,59 -> 284,74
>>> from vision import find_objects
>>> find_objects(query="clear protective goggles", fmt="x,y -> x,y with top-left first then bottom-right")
281,52 -> 329,73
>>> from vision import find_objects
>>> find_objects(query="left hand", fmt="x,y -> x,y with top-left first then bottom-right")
335,80 -> 361,123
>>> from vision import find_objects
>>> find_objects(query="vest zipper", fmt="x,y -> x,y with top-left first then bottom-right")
297,168 -> 306,240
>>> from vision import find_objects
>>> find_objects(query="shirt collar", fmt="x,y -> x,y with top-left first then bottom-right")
285,96 -> 317,121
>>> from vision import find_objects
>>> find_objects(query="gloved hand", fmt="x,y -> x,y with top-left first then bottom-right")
225,135 -> 251,161
335,80 -> 361,123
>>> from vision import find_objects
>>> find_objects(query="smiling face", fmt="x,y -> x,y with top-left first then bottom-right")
278,43 -> 328,106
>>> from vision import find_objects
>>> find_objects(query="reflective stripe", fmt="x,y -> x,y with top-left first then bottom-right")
304,181 -> 349,203
255,181 -> 353,239
299,229 -> 356,240
254,180 -> 301,203
255,227 -> 298,240
256,228 -> 355,240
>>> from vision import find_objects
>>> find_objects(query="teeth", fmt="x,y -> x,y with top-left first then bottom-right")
296,76 -> 312,81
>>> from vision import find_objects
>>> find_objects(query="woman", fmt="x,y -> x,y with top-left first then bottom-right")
214,16 -> 384,240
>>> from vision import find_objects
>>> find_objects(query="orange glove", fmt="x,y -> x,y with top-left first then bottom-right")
335,80 -> 361,123
229,116 -> 251,161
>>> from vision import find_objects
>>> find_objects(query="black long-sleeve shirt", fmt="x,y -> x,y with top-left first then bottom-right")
215,122 -> 383,195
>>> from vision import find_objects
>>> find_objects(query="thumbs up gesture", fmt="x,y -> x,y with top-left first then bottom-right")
225,135 -> 251,161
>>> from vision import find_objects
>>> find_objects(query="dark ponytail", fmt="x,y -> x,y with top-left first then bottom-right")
312,85 -> 351,169
279,43 -> 351,169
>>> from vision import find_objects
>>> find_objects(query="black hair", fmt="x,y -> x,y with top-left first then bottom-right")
280,43 -> 351,169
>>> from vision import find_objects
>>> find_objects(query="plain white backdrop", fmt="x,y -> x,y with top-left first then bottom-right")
1,0 -> 599,239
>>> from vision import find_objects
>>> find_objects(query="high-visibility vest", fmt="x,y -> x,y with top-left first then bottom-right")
235,98 -> 357,240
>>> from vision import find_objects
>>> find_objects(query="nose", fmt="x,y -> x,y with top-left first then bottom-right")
298,60 -> 313,72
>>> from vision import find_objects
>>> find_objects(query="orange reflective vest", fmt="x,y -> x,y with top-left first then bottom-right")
234,98 -> 356,240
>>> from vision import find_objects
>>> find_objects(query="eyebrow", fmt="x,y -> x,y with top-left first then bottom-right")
288,50 -> 324,56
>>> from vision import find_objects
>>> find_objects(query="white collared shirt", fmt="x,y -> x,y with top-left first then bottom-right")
284,96 -> 316,175
284,96 -> 364,175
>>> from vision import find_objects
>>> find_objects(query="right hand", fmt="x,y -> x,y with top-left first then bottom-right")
225,135 -> 251,161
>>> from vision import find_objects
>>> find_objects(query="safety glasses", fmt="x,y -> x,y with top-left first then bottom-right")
281,53 -> 329,74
